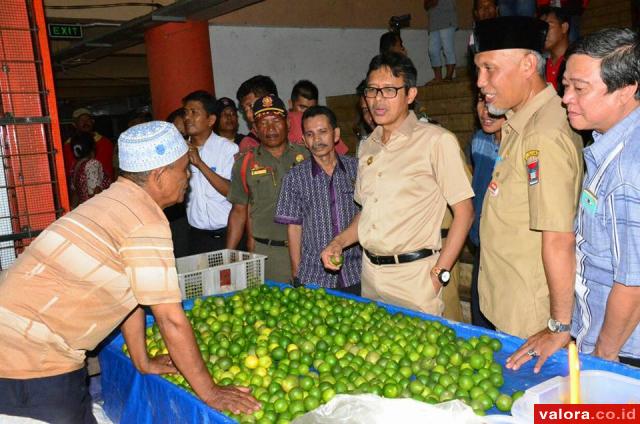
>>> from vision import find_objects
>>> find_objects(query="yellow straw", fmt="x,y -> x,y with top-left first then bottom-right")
568,341 -> 581,404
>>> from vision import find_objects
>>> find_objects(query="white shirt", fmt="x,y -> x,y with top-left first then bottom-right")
186,132 -> 238,230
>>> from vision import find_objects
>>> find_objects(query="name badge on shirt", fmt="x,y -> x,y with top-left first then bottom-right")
251,167 -> 268,176
580,189 -> 597,214
488,180 -> 499,197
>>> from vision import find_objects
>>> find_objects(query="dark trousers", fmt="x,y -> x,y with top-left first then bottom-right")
0,367 -> 96,424
471,246 -> 496,330
188,225 -> 227,256
333,283 -> 362,297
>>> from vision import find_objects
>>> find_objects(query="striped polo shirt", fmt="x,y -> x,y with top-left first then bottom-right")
0,178 -> 181,378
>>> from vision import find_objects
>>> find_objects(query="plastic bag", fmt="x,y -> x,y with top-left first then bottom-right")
292,395 -> 486,424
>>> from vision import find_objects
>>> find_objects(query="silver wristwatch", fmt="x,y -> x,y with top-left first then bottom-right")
547,318 -> 570,333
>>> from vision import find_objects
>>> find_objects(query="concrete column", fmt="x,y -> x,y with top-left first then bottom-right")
144,21 -> 214,120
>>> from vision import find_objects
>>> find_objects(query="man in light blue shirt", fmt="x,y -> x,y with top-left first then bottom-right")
509,28 -> 640,370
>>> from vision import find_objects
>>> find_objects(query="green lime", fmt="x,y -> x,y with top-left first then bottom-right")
383,383 -> 399,398
512,390 -> 525,401
496,393 -> 513,412
330,255 -> 344,266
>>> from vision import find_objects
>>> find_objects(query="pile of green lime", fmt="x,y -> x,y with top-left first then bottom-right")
124,286 -> 522,423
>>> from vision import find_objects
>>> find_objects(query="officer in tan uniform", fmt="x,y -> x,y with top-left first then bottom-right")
227,95 -> 309,282
473,17 -> 583,354
321,52 -> 474,315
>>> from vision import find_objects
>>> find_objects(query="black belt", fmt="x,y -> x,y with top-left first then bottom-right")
254,237 -> 288,247
189,225 -> 227,238
364,248 -> 437,265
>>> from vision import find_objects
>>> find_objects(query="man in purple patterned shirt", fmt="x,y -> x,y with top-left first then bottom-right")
275,106 -> 361,294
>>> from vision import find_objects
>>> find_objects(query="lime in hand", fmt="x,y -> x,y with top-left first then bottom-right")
329,255 -> 344,267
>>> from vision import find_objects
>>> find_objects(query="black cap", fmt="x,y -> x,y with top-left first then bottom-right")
252,94 -> 287,121
217,97 -> 237,112
474,16 -> 549,54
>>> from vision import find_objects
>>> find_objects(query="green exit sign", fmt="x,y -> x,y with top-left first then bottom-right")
47,23 -> 83,39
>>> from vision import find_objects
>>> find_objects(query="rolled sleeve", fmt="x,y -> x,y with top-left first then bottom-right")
527,132 -> 582,232
432,132 -> 475,206
121,223 -> 182,305
226,156 -> 250,205
274,170 -> 303,225
611,184 -> 640,286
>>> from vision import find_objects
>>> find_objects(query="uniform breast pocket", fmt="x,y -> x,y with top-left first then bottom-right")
249,173 -> 274,203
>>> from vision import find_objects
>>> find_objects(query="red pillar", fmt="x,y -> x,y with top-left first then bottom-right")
144,21 -> 215,121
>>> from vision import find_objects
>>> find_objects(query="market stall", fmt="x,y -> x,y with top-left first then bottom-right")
100,281 -> 640,423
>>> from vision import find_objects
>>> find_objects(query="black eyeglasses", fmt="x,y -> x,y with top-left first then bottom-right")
363,86 -> 406,99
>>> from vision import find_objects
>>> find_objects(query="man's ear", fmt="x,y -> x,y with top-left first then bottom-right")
334,127 -> 341,143
616,83 -> 639,106
561,21 -> 569,35
148,167 -> 165,191
521,52 -> 539,78
407,86 -> 418,105
208,114 -> 217,129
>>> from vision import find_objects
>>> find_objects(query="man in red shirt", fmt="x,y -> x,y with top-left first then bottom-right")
235,75 -> 279,153
63,108 -> 115,181
540,7 -> 570,95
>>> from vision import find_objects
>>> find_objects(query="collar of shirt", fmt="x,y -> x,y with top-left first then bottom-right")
586,105 -> 640,167
117,176 -> 165,219
311,155 -> 346,178
504,84 -> 557,136
474,130 -> 500,146
369,111 -> 418,151
256,142 -> 295,160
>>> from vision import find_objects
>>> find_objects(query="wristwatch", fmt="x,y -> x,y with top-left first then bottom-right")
547,318 -> 571,333
431,267 -> 451,287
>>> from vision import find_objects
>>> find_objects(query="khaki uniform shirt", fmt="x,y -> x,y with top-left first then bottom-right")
227,143 -> 309,241
356,111 -> 473,254
479,85 -> 583,338
0,178 -> 181,378
355,112 -> 474,314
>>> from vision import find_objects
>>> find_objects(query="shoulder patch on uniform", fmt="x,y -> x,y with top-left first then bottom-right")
525,150 -> 539,186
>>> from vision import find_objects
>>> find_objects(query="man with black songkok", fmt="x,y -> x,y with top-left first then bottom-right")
473,17 -> 583,368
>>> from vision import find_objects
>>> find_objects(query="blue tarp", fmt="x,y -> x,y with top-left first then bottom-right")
100,281 -> 640,423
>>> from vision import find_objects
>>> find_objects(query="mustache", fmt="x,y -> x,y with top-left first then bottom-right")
310,143 -> 330,151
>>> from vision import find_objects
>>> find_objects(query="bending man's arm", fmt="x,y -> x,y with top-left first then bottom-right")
593,283 -> 640,360
320,213 -> 360,270
507,231 -> 575,372
120,306 -> 175,375
151,302 -> 260,414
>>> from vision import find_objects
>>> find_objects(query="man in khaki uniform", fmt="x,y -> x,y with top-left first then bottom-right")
227,95 -> 309,282
473,17 -> 583,347
321,52 -> 474,315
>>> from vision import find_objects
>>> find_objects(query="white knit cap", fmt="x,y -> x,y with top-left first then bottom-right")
118,121 -> 189,172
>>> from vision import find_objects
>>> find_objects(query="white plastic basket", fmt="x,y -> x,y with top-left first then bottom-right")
175,249 -> 266,299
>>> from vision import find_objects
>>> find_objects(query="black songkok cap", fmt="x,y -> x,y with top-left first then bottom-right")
474,16 -> 549,54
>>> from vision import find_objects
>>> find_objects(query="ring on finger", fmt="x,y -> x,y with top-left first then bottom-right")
527,349 -> 539,357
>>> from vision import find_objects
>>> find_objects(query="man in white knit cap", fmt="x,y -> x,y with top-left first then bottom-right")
0,122 -> 260,423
